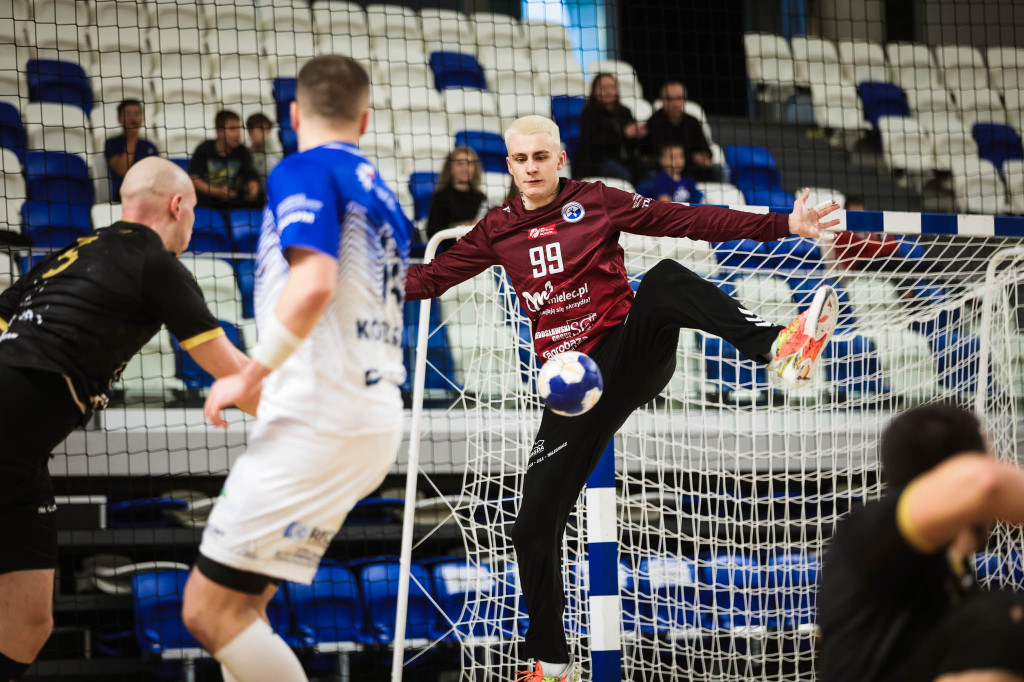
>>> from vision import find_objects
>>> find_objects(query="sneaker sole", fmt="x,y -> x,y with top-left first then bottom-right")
803,285 -> 839,340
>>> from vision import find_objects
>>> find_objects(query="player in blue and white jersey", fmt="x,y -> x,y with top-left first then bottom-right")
181,56 -> 412,682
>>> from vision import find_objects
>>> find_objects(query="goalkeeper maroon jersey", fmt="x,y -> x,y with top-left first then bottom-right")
406,179 -> 791,360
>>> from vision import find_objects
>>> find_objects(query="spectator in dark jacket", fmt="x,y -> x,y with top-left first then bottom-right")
426,146 -> 487,252
576,73 -> 646,182
646,81 -> 723,182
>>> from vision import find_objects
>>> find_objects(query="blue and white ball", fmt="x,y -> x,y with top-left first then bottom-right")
538,351 -> 604,417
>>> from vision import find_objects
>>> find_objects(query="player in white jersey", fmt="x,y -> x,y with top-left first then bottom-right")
181,56 -> 412,682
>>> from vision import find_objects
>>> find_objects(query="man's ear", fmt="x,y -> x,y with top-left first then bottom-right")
169,193 -> 183,220
290,100 -> 300,132
359,109 -> 370,137
556,150 -> 566,170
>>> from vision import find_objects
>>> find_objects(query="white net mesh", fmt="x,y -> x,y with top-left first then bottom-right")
405,226 -> 1024,682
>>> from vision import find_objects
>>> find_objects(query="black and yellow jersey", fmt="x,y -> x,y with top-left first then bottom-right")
0,221 -> 223,418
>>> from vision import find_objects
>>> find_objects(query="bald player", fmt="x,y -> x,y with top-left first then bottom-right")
0,157 -> 256,681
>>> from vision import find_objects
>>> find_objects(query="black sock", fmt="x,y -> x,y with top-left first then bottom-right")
0,650 -> 31,681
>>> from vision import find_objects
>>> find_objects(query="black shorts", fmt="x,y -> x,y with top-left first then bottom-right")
886,591 -> 1024,682
0,366 -> 81,574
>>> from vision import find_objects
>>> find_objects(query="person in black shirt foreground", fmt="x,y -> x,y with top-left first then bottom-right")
0,157 -> 258,681
818,404 -> 1024,682
426,146 -> 487,252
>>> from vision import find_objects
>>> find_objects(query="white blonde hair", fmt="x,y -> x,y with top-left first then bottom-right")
504,115 -> 561,147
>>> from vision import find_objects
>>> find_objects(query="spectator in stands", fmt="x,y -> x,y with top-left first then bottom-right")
576,73 -> 646,183
427,146 -> 487,253
246,112 -> 281,201
189,110 -> 261,210
827,195 -> 900,271
105,99 -> 159,202
818,404 -> 1024,682
654,143 -> 703,204
646,82 -> 723,182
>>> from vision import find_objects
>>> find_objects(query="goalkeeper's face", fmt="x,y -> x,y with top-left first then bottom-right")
506,132 -> 566,209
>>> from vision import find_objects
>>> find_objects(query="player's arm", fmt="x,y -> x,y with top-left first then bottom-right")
896,453 -> 1024,553
183,334 -> 259,416
407,216 -> 497,301
609,184 -> 840,242
203,248 -> 336,426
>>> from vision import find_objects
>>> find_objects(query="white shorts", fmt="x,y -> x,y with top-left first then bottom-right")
198,419 -> 401,584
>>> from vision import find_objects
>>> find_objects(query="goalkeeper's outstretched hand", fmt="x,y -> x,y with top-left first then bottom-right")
788,187 -> 842,240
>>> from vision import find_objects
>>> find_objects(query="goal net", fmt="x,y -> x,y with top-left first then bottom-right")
400,215 -> 1024,682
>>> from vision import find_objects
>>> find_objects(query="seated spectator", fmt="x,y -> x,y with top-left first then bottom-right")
189,110 -> 261,210
576,73 -> 646,182
246,112 -> 281,200
654,143 -> 702,204
646,81 -> 723,182
105,99 -> 158,202
427,146 -> 487,252
828,195 -> 900,271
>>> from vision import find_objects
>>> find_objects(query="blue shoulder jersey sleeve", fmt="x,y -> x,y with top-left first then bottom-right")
267,155 -> 342,259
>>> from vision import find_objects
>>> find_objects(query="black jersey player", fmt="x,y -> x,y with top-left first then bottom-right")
0,157 -> 257,681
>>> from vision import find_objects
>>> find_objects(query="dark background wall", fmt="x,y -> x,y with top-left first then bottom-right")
617,0 -> 749,117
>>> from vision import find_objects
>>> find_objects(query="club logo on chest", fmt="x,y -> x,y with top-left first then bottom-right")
561,202 -> 585,223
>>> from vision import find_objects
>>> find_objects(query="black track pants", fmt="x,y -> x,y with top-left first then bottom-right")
510,260 -> 784,663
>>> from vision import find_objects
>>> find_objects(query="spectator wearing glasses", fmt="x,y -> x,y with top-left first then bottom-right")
189,110 -> 261,210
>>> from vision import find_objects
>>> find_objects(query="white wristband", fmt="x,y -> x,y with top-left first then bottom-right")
250,314 -> 304,371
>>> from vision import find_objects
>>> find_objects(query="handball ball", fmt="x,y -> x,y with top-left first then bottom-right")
538,351 -> 604,417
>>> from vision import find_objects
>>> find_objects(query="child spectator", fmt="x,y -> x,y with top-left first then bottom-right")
245,112 -> 281,199
654,143 -> 703,204
189,110 -> 261,210
105,99 -> 158,202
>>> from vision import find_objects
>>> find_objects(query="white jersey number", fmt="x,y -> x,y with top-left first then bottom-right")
529,242 -> 564,278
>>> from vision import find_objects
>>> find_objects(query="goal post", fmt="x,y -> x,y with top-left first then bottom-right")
395,209 -> 1024,682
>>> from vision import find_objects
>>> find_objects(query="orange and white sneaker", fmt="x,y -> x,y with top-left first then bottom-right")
768,284 -> 838,388
516,660 -> 581,682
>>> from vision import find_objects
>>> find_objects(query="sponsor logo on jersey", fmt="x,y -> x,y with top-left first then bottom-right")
522,282 -> 589,313
283,521 -> 334,549
561,202 -> 585,223
528,441 -> 568,469
632,193 -> 652,209
528,223 -> 558,240
529,440 -> 545,458
541,337 -> 586,360
534,313 -> 597,341
278,210 -> 317,229
356,163 -> 377,191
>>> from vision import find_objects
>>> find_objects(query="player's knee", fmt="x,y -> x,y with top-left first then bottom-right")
182,595 -> 215,644
510,516 -> 547,556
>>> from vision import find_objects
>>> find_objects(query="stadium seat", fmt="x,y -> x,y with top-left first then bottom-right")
172,319 -> 244,390
765,551 -> 819,633
289,562 -> 370,659
790,35 -> 840,88
550,94 -> 585,163
723,145 -> 783,194
365,3 -> 422,39
856,81 -> 910,128
408,171 -> 437,222
934,44 -> 989,92
228,209 -> 261,254
21,102 -> 93,156
25,59 -> 93,114
443,91 -> 500,133
837,39 -> 889,86
402,299 -> 460,395
636,555 -> 710,637
153,102 -> 218,159
24,150 -> 93,207
987,46 -> 1024,95
0,102 -> 25,160
878,115 -> 935,173
703,553 -> 768,633
180,254 -> 243,323
1,147 -> 25,230
951,156 -> 1009,214
454,130 -> 506,174
531,52 -> 587,97
420,7 -> 473,47
523,20 -> 573,53
972,122 -> 1024,170
428,559 -> 502,640
132,570 -> 208,676
472,12 -> 520,48
582,176 -> 634,193
587,59 -> 643,99
743,33 -> 798,103
91,201 -> 122,228
885,41 -> 942,92
350,558 -> 436,645
743,187 -> 794,208
312,1 -> 369,39
1004,160 -> 1024,214
21,201 -> 90,253
187,208 -> 232,255
702,335 -> 772,403
764,237 -> 823,271
429,52 -> 487,91
698,182 -> 746,207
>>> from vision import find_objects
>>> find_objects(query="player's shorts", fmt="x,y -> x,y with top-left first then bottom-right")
0,365 -> 81,575
197,418 -> 402,586
883,590 -> 1024,682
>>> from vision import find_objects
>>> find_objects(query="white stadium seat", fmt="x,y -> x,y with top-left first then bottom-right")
91,201 -> 122,228
151,1 -> 209,31
885,41 -> 942,92
420,7 -> 473,45
950,156 -> 1009,214
316,34 -> 371,65
22,101 -> 93,155
1004,160 -> 1024,214
698,182 -> 746,206
790,35 -> 840,87
473,11 -> 519,48
365,3 -> 421,39
582,176 -> 635,193
179,255 -> 244,324
312,1 -> 368,38
878,116 -> 935,173
986,46 -> 1024,94
934,44 -> 989,91
837,39 -> 888,86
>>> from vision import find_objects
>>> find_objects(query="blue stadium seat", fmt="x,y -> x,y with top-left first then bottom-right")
170,158 -> 189,173
273,78 -> 298,128
743,187 -> 794,208
132,570 -> 207,676
428,558 -> 502,640
931,331 -> 984,394
21,201 -> 91,253
349,558 -> 437,644
172,320 -> 245,390
765,551 -> 819,633
974,551 -> 1004,585
265,585 -> 314,648
702,335 -> 771,403
25,59 -> 93,114
25,150 -> 88,182
973,122 -> 1024,171
550,95 -> 585,164
279,127 -> 298,156
0,102 -> 25,160
454,131 -> 506,174
106,497 -> 189,528
429,52 -> 487,91
724,146 -> 784,194
723,145 -> 777,172
401,299 -> 460,393
713,239 -> 770,270
636,555 -> 711,636
232,258 -> 256,319
229,209 -> 262,253
409,171 -> 438,221
765,237 -> 823,271
290,562 -> 371,657
856,81 -> 909,129
189,207 -> 232,254
702,553 -> 768,632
